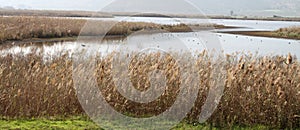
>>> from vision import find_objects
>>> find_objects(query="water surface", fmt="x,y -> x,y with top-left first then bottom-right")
1,17 -> 300,61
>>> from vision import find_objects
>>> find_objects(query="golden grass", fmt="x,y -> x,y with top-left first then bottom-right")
276,26 -> 300,39
0,16 -> 225,43
0,50 -> 299,128
0,16 -> 84,42
225,26 -> 300,40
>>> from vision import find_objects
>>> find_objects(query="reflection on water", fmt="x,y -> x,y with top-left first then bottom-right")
66,16 -> 300,31
1,31 -> 299,62
1,17 -> 299,61
210,19 -> 300,31
62,16 -> 300,31
47,16 -> 300,31
219,33 -> 300,57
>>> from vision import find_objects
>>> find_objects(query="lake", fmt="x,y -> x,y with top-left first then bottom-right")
1,16 -> 300,61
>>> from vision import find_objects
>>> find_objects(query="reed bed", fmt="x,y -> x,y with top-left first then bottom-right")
225,27 -> 300,40
0,51 -> 299,129
276,26 -> 300,39
0,16 -> 224,42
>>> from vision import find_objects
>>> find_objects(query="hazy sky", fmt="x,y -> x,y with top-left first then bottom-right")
0,0 -> 299,16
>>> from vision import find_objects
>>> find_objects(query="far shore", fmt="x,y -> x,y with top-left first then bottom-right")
1,8 -> 300,22
0,16 -> 234,44
223,28 -> 300,40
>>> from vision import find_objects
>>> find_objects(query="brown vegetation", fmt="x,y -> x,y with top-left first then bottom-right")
0,16 -> 84,42
0,50 -> 299,128
275,26 -> 300,40
208,16 -> 300,22
0,16 -> 228,43
225,26 -> 300,40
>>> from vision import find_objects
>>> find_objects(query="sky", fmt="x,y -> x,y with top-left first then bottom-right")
0,0 -> 299,17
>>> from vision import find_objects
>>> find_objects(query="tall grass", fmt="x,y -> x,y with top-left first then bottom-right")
225,26 -> 300,40
276,26 -> 300,39
0,16 -> 224,42
0,16 -> 85,41
0,51 -> 299,128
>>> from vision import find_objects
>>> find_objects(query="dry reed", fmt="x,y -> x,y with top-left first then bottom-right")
276,26 -> 300,39
0,50 -> 299,128
0,16 -> 224,43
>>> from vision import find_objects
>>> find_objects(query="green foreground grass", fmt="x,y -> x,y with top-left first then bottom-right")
0,116 -> 272,130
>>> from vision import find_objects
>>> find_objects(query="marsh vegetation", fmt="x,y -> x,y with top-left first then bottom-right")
225,26 -> 300,40
0,11 -> 299,129
0,50 -> 299,129
0,16 -> 227,43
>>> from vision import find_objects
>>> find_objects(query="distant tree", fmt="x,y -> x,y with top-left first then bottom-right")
230,10 -> 234,16
273,15 -> 282,18
2,6 -> 15,10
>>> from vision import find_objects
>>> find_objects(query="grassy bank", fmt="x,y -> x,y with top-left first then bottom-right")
0,50 -> 299,129
275,27 -> 300,40
0,16 -> 227,43
209,16 -> 300,22
224,26 -> 300,40
0,116 -> 99,130
0,116 -> 271,130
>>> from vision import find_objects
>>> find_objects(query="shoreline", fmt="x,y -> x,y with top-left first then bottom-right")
0,16 -> 235,44
1,9 -> 300,22
3,28 -> 299,45
223,31 -> 300,40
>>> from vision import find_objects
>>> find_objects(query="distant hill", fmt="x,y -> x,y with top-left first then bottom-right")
1,9 -> 299,22
0,9 -> 113,18
101,0 -> 300,17
0,0 -> 299,17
